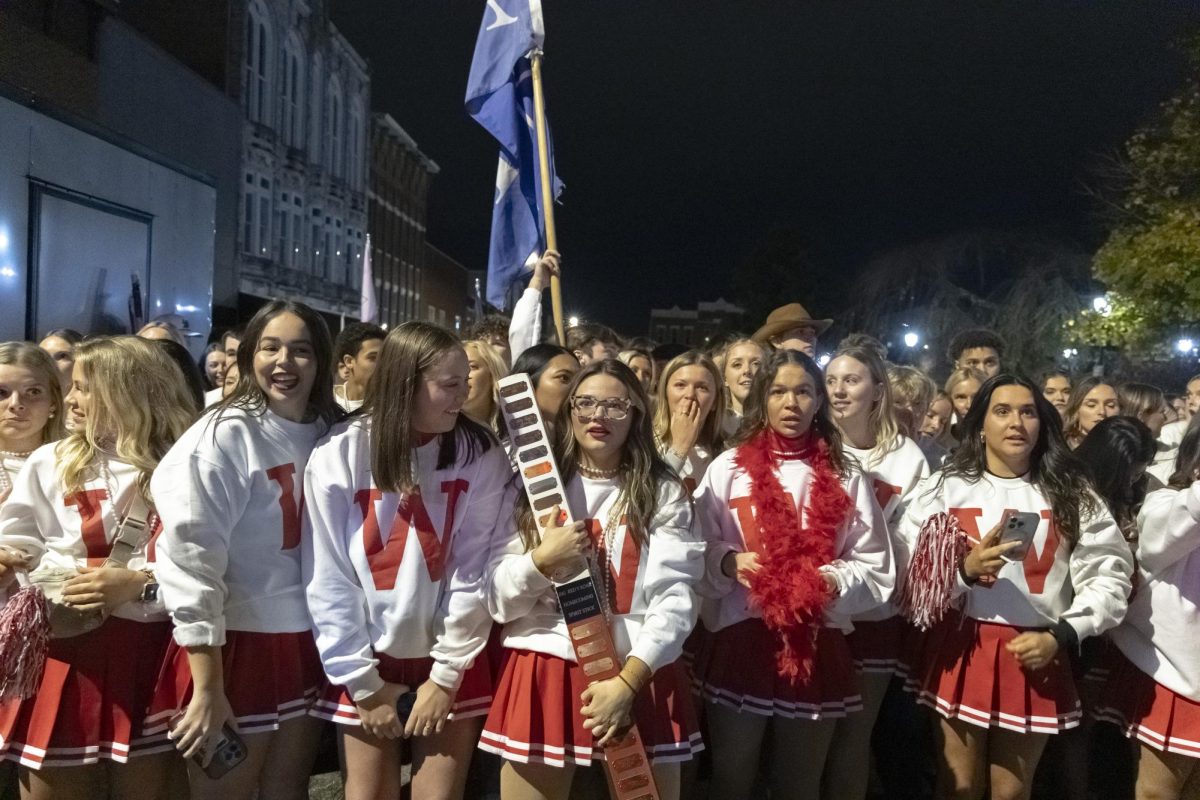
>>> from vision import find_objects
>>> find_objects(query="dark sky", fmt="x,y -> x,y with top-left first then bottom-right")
332,1 -> 1200,333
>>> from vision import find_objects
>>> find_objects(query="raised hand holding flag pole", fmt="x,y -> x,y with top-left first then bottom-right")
465,0 -> 566,344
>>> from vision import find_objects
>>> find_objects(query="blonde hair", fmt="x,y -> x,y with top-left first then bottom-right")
0,342 -> 65,445
944,366 -> 986,397
464,339 -> 507,431
831,345 -> 902,467
56,337 -> 198,502
652,351 -> 725,453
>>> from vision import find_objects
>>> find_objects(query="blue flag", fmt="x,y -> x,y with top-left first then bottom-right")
465,0 -> 563,309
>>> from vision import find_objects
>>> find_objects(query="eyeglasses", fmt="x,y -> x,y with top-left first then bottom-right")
570,395 -> 632,420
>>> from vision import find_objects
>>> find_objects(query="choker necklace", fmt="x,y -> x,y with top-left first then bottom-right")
577,462 -> 619,479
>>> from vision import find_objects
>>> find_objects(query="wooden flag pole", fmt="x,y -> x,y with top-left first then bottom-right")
529,51 -> 566,347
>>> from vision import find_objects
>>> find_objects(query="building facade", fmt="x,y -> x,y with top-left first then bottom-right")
121,0 -> 371,325
423,243 -> 470,333
649,297 -> 746,346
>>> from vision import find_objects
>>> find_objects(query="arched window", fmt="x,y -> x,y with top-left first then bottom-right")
308,53 -> 324,165
348,96 -> 364,190
280,33 -> 305,147
326,77 -> 344,178
243,0 -> 274,125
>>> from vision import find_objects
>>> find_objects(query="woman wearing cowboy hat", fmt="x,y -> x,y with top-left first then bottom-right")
751,303 -> 834,359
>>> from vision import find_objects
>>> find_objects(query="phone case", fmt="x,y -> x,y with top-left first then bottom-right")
396,691 -> 417,726
200,724 -> 248,780
999,512 -> 1041,562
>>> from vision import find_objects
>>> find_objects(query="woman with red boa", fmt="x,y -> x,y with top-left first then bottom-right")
691,349 -> 893,800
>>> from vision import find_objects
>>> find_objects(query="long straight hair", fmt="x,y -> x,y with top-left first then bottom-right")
830,344 -> 902,467
463,339 -> 507,432
515,360 -> 680,552
364,322 -> 493,494
652,351 -> 725,454
57,337 -> 198,502
0,342 -> 65,445
940,374 -> 1099,547
730,348 -> 848,477
1169,414 -> 1200,490
218,300 -> 340,429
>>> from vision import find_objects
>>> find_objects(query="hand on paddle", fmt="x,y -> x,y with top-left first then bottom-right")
581,676 -> 635,747
532,505 -> 590,579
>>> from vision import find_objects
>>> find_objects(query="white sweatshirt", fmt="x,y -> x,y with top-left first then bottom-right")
508,287 -> 542,365
694,448 -> 893,634
152,407 -> 324,647
1110,482 -> 1200,700
486,475 -> 702,673
0,444 -> 164,622
899,472 -> 1133,640
303,419 -> 510,700
659,442 -> 714,495
844,437 -> 930,622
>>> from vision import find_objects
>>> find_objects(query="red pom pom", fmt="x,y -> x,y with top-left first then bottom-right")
898,512 -> 970,631
0,584 -> 51,700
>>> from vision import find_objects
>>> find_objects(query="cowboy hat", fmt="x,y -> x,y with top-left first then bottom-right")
752,302 -> 834,343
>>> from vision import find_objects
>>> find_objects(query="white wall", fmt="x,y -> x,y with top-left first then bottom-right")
0,94 -> 216,353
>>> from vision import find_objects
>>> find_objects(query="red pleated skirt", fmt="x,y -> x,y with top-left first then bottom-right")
691,618 -> 862,719
0,617 -> 172,769
1093,646 -> 1200,758
846,616 -> 912,676
904,613 -> 1080,734
144,630 -> 324,738
312,651 -> 494,725
478,649 -> 703,767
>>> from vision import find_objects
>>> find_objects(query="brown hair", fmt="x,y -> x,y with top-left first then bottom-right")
364,322 -> 493,494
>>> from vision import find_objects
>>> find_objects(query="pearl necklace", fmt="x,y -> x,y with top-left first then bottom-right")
0,450 -> 34,459
577,462 -> 619,480
0,450 -> 32,497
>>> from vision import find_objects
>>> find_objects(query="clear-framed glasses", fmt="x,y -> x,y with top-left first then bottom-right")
570,395 -> 632,420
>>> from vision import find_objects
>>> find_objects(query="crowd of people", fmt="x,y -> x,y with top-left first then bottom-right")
0,251 -> 1197,800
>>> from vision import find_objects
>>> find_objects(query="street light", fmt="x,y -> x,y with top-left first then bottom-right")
568,315 -> 580,328
1093,295 -> 1112,316
817,353 -> 831,367
903,331 -> 920,349
1177,338 -> 1195,355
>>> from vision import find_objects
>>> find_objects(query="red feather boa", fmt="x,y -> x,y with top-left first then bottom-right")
735,430 -> 852,684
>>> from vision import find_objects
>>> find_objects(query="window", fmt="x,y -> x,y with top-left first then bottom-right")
276,207 -> 288,267
347,98 -> 364,190
326,79 -> 343,177
240,172 -> 273,256
244,1 -> 273,125
281,35 -> 304,147
308,54 -> 323,164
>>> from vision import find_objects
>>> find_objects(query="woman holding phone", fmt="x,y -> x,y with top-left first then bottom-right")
150,301 -> 340,800
902,374 -> 1133,800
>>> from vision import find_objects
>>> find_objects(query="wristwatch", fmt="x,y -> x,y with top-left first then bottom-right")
139,572 -> 160,604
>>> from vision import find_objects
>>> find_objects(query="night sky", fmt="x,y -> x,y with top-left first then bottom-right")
332,1 -> 1200,334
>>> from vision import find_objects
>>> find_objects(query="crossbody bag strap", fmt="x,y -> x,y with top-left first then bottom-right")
102,489 -> 154,569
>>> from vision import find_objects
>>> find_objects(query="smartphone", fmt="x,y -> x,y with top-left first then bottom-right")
396,691 -> 417,727
199,724 -> 248,779
999,511 -> 1042,562
169,715 -> 248,780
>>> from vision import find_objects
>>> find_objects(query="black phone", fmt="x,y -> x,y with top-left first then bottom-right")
396,691 -> 418,726
999,511 -> 1042,562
